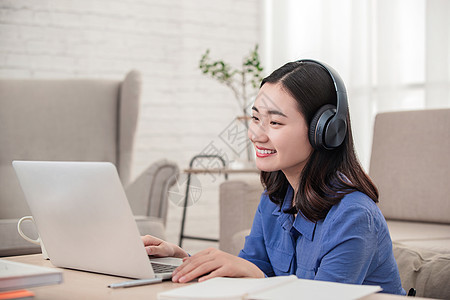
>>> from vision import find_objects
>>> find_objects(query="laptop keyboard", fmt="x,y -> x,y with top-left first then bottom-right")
151,262 -> 177,273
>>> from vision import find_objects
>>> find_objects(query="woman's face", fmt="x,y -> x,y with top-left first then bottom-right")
248,82 -> 313,179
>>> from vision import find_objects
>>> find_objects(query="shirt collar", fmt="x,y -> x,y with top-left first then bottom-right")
272,184 -> 317,241
272,185 -> 293,230
293,211 -> 316,241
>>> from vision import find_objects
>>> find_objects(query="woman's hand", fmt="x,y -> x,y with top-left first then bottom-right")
141,235 -> 189,258
171,247 -> 265,283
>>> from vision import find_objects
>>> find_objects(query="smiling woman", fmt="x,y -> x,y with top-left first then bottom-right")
141,60 -> 406,296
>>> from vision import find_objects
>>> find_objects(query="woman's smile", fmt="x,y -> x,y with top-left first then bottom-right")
255,145 -> 277,157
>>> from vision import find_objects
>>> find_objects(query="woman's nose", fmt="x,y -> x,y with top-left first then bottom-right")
248,121 -> 268,143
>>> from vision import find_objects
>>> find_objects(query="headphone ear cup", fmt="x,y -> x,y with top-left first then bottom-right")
308,105 -> 337,149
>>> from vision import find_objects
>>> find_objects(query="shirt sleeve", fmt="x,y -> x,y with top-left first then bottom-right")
314,204 -> 378,283
238,195 -> 275,277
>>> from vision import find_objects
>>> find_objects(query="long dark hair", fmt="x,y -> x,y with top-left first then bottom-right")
260,61 -> 378,222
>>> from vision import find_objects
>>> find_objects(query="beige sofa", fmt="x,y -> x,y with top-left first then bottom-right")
0,71 -> 179,257
369,109 -> 450,299
219,109 -> 450,299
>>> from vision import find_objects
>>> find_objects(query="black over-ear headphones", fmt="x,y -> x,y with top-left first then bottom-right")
298,59 -> 348,150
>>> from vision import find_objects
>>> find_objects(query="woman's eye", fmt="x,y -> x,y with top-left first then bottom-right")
270,121 -> 281,126
251,116 -> 259,122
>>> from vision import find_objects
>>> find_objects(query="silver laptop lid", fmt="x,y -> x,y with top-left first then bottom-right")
13,161 -> 155,279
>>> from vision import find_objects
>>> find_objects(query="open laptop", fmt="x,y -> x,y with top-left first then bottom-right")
12,160 -> 182,280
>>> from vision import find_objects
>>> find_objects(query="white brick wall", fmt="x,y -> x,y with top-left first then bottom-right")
0,0 -> 262,253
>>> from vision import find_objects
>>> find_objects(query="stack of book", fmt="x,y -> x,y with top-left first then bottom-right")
0,259 -> 63,299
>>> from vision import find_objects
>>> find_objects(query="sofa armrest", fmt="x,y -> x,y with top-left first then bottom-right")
219,178 -> 263,255
230,229 -> 251,256
125,159 -> 179,225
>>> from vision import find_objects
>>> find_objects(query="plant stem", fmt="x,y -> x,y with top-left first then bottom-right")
241,69 -> 252,162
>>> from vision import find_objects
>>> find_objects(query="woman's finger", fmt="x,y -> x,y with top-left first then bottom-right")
198,267 -> 226,282
172,257 -> 200,280
141,235 -> 162,246
174,260 -> 219,283
173,249 -> 213,275
172,252 -> 217,282
145,245 -> 166,256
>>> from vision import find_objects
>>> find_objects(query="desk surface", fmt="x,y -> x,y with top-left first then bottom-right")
4,254 -> 430,300
4,254 -> 184,300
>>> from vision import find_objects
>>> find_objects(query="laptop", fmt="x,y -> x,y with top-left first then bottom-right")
12,160 -> 182,280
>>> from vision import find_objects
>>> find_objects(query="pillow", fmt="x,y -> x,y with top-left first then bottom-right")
393,241 -> 450,299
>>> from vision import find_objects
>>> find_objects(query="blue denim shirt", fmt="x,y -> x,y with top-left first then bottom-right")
238,186 -> 405,295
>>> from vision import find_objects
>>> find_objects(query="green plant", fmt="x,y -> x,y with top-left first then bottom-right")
199,44 -> 264,117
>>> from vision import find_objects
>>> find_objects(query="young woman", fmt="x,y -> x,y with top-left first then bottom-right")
142,60 -> 405,295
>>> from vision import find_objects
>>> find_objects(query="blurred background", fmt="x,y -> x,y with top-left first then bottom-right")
1,0 -> 449,254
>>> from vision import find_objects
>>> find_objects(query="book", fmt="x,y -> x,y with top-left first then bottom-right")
0,290 -> 35,300
0,259 -> 63,292
157,275 -> 382,300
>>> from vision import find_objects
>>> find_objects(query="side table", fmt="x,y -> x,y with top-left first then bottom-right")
178,154 -> 259,247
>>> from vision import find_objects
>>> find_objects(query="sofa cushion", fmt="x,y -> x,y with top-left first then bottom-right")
387,220 -> 450,255
393,241 -> 450,299
387,220 -> 450,241
398,239 -> 450,255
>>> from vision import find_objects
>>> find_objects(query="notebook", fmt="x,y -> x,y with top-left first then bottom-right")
157,275 -> 382,300
0,259 -> 63,292
12,160 -> 182,280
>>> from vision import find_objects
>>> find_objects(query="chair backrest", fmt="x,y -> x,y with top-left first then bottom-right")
369,109 -> 450,224
219,178 -> 263,255
0,71 -> 141,219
